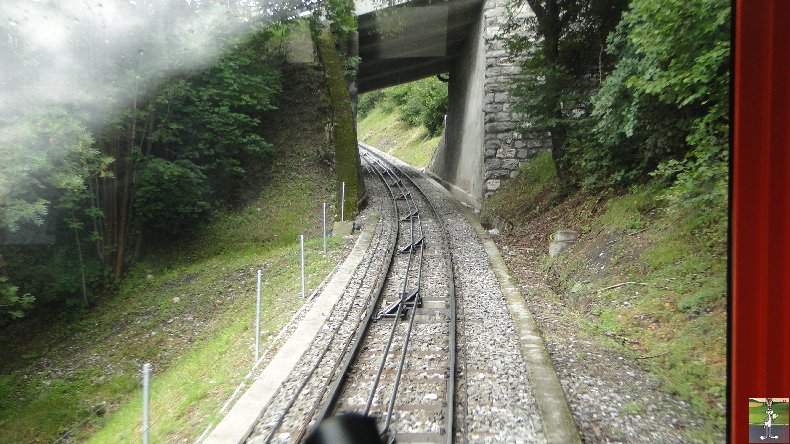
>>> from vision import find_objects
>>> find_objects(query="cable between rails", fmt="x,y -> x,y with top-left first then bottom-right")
361,147 -> 457,444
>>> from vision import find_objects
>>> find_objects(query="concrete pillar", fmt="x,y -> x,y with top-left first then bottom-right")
427,7 -> 486,209
427,0 -> 548,207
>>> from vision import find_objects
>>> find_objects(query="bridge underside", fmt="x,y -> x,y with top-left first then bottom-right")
357,0 -> 483,93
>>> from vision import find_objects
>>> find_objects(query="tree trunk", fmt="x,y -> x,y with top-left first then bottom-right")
74,227 -> 88,307
541,0 -> 571,183
114,133 -> 133,282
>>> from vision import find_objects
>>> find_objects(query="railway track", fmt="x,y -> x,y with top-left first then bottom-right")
247,146 -> 458,444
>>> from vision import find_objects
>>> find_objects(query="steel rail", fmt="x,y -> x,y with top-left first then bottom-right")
362,155 -> 424,417
362,146 -> 457,444
302,152 -> 424,441
381,223 -> 424,434
286,160 -> 401,444
294,147 -> 457,444
259,157 -> 402,444
363,155 -> 428,434
260,166 -> 392,444
306,153 -> 404,430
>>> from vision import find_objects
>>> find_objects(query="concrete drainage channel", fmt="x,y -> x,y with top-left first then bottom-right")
204,144 -> 579,443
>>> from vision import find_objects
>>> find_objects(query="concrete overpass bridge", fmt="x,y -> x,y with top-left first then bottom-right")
354,0 -> 546,208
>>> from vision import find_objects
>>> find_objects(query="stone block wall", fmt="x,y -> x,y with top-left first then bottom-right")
481,0 -> 548,197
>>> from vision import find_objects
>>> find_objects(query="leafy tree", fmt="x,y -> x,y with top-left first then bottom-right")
324,0 -> 358,43
398,78 -> 448,136
133,159 -> 210,236
0,0 -> 360,319
0,109 -> 107,313
592,0 -> 729,221
87,26 -> 282,282
0,111 -> 97,232
358,90 -> 387,118
1,24 -> 283,314
0,276 -> 34,325
505,0 -> 628,184
146,30 -> 281,198
361,78 -> 448,136
505,0 -> 729,222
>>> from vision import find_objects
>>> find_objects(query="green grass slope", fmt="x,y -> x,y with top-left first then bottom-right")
357,107 -> 441,169
750,402 -> 789,425
483,153 -> 727,439
0,62 -> 345,443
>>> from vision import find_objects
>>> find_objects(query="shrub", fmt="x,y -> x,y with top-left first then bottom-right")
134,159 -> 210,236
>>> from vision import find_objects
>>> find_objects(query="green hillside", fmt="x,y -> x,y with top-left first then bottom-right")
481,152 -> 727,440
0,59 -> 346,443
750,402 -> 789,425
357,78 -> 446,169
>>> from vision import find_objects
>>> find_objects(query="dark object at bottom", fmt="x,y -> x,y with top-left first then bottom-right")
306,413 -> 385,444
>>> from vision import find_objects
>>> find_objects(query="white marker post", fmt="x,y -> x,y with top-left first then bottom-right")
341,182 -> 346,222
142,363 -> 151,444
255,269 -> 262,362
322,203 -> 327,255
300,235 -> 306,298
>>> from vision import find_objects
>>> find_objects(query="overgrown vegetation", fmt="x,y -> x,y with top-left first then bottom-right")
483,152 -> 726,439
482,153 -> 560,224
1,0 -> 362,323
356,77 -> 447,169
357,106 -> 441,169
505,0 -> 729,248
488,7 -> 731,432
0,188 -> 345,443
0,35 -> 347,440
0,0 -> 365,437
0,24 -> 282,322
358,77 -> 448,137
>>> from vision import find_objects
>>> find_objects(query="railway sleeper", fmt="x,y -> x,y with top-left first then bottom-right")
398,236 -> 424,253
400,210 -> 419,221
376,289 -> 422,320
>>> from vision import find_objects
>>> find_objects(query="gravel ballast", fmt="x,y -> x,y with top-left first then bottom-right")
237,148 -> 574,443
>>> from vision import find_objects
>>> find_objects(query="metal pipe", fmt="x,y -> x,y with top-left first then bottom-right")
142,363 -> 151,444
255,269 -> 262,362
323,203 -> 327,255
300,235 -> 306,298
341,182 -> 346,222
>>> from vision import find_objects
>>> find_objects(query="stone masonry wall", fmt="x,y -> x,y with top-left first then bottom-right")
482,0 -> 548,197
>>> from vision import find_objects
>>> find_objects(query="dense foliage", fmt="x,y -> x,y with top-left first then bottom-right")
506,0 -> 729,240
0,27 -> 282,322
358,77 -> 448,136
500,1 -> 729,434
595,0 -> 729,242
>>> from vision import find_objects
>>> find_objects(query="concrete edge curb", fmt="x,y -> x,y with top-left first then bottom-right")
203,214 -> 381,444
463,214 -> 582,444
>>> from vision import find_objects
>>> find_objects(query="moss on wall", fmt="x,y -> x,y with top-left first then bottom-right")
314,29 -> 365,219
